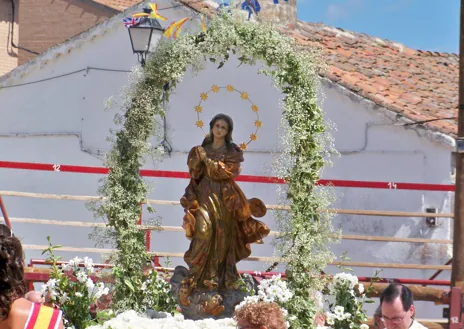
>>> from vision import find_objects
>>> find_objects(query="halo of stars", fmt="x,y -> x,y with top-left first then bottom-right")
195,85 -> 262,150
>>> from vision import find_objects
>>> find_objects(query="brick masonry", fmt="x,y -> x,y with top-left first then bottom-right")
16,0 -> 117,65
0,0 -> 19,76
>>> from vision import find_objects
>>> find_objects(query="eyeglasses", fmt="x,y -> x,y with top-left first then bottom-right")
381,314 -> 407,324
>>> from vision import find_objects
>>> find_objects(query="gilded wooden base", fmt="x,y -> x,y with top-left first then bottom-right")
170,266 -> 255,320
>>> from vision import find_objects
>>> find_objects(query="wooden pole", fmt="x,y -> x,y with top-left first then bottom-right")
0,196 -> 12,229
452,0 -> 464,288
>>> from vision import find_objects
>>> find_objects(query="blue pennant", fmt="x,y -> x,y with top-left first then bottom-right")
217,2 -> 232,14
241,0 -> 261,19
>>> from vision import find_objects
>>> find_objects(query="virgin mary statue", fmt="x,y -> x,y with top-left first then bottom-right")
180,113 -> 270,292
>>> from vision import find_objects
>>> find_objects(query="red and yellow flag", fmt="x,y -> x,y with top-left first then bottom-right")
163,17 -> 190,39
25,303 -> 62,329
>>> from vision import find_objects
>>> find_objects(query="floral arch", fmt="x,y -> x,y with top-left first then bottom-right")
95,11 -> 337,328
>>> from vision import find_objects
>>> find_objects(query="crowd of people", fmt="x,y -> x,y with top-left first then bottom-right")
0,223 -> 431,329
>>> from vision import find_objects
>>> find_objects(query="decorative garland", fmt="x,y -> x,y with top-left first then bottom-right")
96,10 -> 336,328
194,85 -> 262,150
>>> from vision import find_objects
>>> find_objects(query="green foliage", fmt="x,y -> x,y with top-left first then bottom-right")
94,11 -> 335,327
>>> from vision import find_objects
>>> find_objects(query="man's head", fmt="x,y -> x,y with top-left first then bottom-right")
373,305 -> 385,329
380,283 -> 414,329
234,302 -> 286,329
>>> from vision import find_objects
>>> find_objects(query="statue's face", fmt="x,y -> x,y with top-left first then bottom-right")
212,119 -> 229,140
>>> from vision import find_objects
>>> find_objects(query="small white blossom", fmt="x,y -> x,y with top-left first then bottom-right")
360,324 -> 369,329
46,279 -> 58,289
141,282 -> 148,291
61,263 -> 71,271
76,271 -> 87,283
68,257 -> 83,269
59,293 -> 69,304
357,283 -> 364,294
326,313 -> 335,325
86,277 -> 95,291
83,257 -> 94,272
334,306 -> 344,315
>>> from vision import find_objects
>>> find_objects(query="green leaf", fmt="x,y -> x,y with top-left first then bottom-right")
124,279 -> 135,292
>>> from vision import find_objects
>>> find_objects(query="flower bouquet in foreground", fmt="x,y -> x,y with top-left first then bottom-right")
235,274 -> 293,328
318,272 -> 371,329
41,238 -> 112,329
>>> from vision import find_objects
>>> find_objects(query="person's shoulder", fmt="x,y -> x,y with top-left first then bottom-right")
7,298 -> 33,329
10,300 -> 64,329
9,298 -> 32,318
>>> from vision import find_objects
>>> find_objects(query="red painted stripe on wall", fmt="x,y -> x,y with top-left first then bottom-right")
0,160 -> 455,191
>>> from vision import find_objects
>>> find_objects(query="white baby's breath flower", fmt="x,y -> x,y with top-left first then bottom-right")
360,324 -> 369,329
75,292 -> 83,298
141,282 -> 148,291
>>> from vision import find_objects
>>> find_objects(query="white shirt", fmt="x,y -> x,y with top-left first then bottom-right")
410,320 -> 428,329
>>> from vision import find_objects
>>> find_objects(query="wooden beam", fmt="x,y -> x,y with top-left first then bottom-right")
366,283 -> 450,304
0,191 -> 454,218
2,217 -> 453,244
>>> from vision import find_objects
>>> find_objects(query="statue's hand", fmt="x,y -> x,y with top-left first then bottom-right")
197,146 -> 207,161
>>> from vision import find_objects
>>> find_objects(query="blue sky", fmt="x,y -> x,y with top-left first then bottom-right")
297,0 -> 459,53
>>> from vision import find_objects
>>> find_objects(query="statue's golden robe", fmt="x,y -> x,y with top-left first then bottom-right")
180,143 -> 270,291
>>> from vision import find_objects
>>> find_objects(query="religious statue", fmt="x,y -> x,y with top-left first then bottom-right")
173,113 -> 270,318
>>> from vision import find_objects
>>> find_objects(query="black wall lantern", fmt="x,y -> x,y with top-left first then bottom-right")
128,7 -> 164,66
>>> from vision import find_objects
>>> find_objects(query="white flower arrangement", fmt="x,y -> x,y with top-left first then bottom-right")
317,272 -> 370,329
42,239 -> 112,329
86,310 -> 236,329
235,274 -> 292,328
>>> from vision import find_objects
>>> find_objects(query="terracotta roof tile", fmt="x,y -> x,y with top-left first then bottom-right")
290,21 -> 458,136
44,0 -> 459,138
91,0 -> 142,11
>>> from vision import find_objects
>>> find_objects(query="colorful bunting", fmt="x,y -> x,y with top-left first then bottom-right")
133,3 -> 167,21
123,17 -> 141,27
241,0 -> 261,19
163,17 -> 190,39
201,16 -> 207,32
